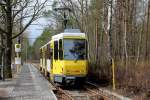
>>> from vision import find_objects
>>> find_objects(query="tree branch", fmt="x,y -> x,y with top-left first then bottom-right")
0,27 -> 8,34
13,0 -> 29,19
11,0 -> 48,39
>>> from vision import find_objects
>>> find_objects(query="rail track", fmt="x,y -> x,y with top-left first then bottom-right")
53,81 -> 132,100
53,82 -> 111,100
32,63 -> 131,100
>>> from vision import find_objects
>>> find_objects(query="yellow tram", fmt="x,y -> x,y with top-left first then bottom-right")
40,29 -> 88,85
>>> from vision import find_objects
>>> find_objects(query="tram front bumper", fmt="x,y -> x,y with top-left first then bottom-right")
54,75 -> 86,84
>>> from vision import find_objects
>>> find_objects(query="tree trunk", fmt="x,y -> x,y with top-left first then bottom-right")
123,0 -> 128,65
136,1 -> 146,65
145,0 -> 150,62
5,0 -> 12,78
107,0 -> 113,61
5,38 -> 12,78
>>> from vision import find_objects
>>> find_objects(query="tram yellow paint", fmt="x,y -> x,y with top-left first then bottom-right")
40,32 -> 88,85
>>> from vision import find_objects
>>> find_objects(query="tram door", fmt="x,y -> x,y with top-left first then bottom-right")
53,41 -> 59,73
50,48 -> 53,73
47,44 -> 51,72
59,39 -> 63,60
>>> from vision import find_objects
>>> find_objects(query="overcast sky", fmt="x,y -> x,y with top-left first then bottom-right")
25,0 -> 53,45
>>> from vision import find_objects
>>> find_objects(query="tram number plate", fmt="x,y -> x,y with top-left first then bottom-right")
66,77 -> 75,80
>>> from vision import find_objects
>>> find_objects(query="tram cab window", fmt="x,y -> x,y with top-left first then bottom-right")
59,39 -> 63,60
63,39 -> 86,60
54,41 -> 58,60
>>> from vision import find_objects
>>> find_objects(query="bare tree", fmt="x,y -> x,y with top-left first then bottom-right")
0,0 -> 48,78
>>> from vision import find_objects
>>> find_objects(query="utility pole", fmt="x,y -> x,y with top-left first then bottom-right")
54,7 -> 71,30
16,17 -> 22,71
20,11 -> 23,65
26,40 -> 27,63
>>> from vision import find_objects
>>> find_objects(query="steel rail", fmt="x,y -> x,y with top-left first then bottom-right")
84,82 -> 110,100
33,63 -> 131,100
86,82 -> 131,100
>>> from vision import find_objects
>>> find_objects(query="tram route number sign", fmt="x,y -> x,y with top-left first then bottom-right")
15,57 -> 21,65
15,44 -> 21,52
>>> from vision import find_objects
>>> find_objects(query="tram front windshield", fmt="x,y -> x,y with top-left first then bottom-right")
63,39 -> 87,60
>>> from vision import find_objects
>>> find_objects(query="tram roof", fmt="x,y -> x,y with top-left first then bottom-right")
40,29 -> 86,49
52,32 -> 86,40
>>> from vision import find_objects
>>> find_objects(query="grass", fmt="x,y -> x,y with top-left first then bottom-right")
88,58 -> 150,98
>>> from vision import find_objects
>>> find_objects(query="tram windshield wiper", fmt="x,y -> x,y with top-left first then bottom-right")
74,51 -> 84,62
75,57 -> 79,63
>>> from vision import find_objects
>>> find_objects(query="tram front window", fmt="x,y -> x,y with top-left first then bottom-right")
64,39 -> 87,60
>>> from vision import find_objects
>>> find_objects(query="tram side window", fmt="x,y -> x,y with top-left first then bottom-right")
59,39 -> 63,60
43,49 -> 44,59
42,50 -> 44,59
45,48 -> 47,59
54,41 -> 58,60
